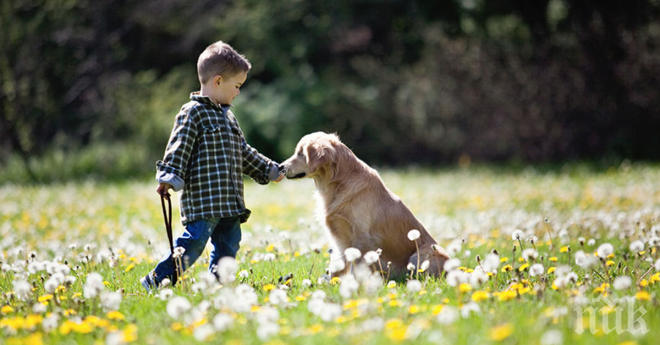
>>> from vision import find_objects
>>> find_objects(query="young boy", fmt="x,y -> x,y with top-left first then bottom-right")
141,41 -> 283,292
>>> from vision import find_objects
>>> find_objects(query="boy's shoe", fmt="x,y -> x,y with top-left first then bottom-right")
141,273 -> 157,293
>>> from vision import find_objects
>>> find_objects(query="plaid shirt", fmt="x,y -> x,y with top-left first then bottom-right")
156,93 -> 277,225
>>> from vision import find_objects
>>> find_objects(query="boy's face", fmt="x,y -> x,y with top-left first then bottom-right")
211,71 -> 247,105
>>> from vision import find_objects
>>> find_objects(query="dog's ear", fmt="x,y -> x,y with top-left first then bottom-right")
305,141 -> 329,174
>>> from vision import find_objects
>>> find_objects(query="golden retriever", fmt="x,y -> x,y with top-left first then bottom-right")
281,132 -> 450,278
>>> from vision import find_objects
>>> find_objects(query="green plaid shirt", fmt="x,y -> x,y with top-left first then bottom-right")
156,93 -> 278,225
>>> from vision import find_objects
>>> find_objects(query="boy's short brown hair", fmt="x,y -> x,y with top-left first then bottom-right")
197,41 -> 251,84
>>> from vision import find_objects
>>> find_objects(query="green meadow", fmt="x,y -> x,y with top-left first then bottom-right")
1,164 -> 660,345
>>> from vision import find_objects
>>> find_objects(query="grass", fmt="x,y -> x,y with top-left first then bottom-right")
1,163 -> 660,344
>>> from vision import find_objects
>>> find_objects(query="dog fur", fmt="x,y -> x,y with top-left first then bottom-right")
281,132 -> 450,278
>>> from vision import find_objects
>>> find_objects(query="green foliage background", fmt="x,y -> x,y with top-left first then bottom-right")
2,0 -> 660,182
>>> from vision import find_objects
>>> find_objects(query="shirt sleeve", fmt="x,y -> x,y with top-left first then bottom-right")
155,107 -> 199,185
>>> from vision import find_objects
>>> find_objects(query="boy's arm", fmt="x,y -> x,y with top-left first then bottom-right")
155,109 -> 198,191
240,135 -> 282,185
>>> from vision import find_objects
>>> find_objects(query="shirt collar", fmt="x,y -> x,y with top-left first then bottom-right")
190,92 -> 232,113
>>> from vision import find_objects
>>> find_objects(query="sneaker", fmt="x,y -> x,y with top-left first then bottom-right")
141,273 -> 157,293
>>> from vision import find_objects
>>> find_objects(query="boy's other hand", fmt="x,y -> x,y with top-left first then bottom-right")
157,183 -> 173,199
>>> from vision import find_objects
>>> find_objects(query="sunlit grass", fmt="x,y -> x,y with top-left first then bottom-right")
1,163 -> 659,344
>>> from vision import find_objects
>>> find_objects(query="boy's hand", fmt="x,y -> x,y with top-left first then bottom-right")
157,183 -> 173,199
273,173 -> 284,183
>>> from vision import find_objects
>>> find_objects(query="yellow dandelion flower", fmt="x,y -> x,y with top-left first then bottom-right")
55,285 -> 66,293
1,305 -> 14,314
385,318 -> 404,329
650,272 -> 660,284
459,283 -> 472,293
489,323 -> 514,341
330,277 -> 341,285
171,322 -> 183,331
442,298 -> 450,304
265,244 -> 275,252
387,281 -> 397,288
548,267 -> 556,274
500,257 -> 509,263
389,300 -> 401,307
72,292 -> 82,298
498,290 -> 517,302
106,311 -> 125,321
635,291 -> 651,301
549,257 -> 558,262
501,265 -> 513,273
263,284 -> 276,292
64,309 -> 76,316
518,263 -> 530,272
560,246 -> 569,253
123,324 -> 138,342
432,305 -> 444,316
37,294 -> 53,303
408,305 -> 420,314
605,260 -> 615,267
308,324 -> 324,334
517,257 -> 525,263
125,263 -> 135,273
294,251 -> 301,257
639,280 -> 648,287
472,291 -> 489,302
295,295 -> 306,302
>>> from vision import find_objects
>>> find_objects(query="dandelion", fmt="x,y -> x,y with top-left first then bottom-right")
344,248 -> 362,262
613,276 -> 632,290
483,254 -> 500,273
269,288 -> 289,306
83,272 -> 105,299
443,258 -> 461,272
217,257 -> 237,284
407,229 -> 421,241
460,302 -> 481,318
420,260 -> 430,272
522,248 -> 538,262
471,290 -> 489,302
319,303 -> 343,322
213,313 -> 234,332
159,289 -> 174,301
172,247 -> 186,259
597,243 -> 614,259
436,306 -> 459,325
446,270 -> 468,287
166,296 -> 191,318
100,291 -> 122,311
470,270 -> 489,287
364,251 -> 379,265
329,260 -> 346,274
161,278 -> 171,287
407,280 -> 422,293
511,230 -> 523,241
587,239 -> 596,246
630,240 -> 644,253
489,323 -> 514,341
530,264 -> 545,277
13,280 -> 31,301
339,274 -> 360,298
193,324 -> 215,341
406,262 -> 416,272
302,279 -> 312,287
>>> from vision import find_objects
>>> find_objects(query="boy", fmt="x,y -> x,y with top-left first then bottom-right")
141,41 -> 283,292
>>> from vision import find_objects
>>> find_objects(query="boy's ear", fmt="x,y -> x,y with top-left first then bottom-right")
213,75 -> 223,87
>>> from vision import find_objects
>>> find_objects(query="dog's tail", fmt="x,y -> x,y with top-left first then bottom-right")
408,243 -> 450,277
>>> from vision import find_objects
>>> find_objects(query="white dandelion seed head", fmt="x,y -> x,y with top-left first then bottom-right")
268,289 -> 288,306
443,258 -> 461,272
193,324 -> 215,341
407,262 -> 416,272
319,302 -> 342,322
256,306 -> 280,324
587,239 -> 596,246
364,251 -> 379,265
420,260 -> 430,271
437,306 -> 459,325
527,236 -> 538,244
447,241 -> 462,256
555,265 -> 572,277
263,253 -> 276,262
446,270 -> 468,287
302,279 -> 312,287
597,243 -> 614,259
12,280 -> 31,301
376,248 -> 383,255
522,248 -> 538,261
161,278 -> 171,287
339,274 -> 360,298
311,290 -> 327,300
44,278 -> 59,293
575,251 -> 596,268
460,302 -> 481,318
344,248 -> 362,262
540,329 -> 564,345
159,289 -> 174,301
213,313 -> 234,332
100,291 -> 122,311
167,296 -> 191,318
32,302 -> 47,314
483,254 -> 500,273
83,272 -> 105,299
629,240 -> 644,253
329,260 -> 346,274
407,279 -> 422,293
470,270 -> 489,287
511,230 -> 524,241
407,229 -> 421,241
217,257 -> 237,285
238,270 -> 249,279
530,264 -> 545,277
613,276 -> 632,290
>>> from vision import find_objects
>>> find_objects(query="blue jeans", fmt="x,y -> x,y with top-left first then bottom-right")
152,216 -> 241,284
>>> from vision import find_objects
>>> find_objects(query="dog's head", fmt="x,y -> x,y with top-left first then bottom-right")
281,132 -> 346,180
